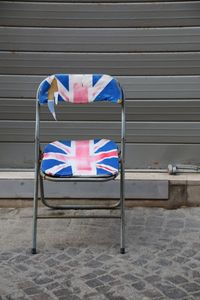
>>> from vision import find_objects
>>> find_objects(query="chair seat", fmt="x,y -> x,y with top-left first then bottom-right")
41,139 -> 119,178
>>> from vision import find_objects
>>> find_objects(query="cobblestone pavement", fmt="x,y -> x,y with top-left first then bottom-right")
1,207 -> 200,300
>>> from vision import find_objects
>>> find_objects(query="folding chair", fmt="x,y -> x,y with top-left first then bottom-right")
32,74 -> 126,254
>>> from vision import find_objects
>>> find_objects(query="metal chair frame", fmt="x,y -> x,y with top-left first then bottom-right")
32,76 -> 126,254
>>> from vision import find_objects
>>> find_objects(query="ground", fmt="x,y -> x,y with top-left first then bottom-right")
0,206 -> 200,300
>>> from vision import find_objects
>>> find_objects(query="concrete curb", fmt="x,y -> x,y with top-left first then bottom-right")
0,171 -> 200,208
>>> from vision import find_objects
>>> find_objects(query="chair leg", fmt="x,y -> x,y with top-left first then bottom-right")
120,168 -> 125,254
32,167 -> 39,254
120,207 -> 125,254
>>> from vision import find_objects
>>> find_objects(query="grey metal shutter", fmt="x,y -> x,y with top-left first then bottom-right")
1,1 -> 200,169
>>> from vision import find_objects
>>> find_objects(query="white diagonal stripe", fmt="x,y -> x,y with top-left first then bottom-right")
51,141 -> 71,154
94,139 -> 109,152
57,79 -> 70,102
45,163 -> 71,176
92,75 -> 113,100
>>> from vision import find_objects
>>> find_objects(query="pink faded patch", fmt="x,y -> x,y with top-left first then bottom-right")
73,83 -> 89,103
75,140 -> 92,171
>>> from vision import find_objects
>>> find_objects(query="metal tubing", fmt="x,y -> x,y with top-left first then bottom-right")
37,215 -> 120,219
120,93 -> 126,254
40,158 -> 120,210
41,199 -> 121,210
41,172 -> 116,182
40,175 -> 121,210
32,165 -> 39,254
32,100 -> 40,254
168,163 -> 200,175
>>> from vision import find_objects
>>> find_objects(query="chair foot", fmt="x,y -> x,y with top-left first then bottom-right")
120,247 -> 125,254
31,248 -> 37,255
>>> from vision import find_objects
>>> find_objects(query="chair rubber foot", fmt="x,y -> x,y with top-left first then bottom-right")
120,247 -> 125,254
31,248 -> 37,255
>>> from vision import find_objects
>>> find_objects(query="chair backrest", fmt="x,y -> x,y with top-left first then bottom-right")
37,74 -> 123,119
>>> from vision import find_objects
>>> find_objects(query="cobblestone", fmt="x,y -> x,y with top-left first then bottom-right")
1,207 -> 200,299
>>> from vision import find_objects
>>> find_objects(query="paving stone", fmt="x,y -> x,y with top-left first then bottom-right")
11,255 -> 29,263
44,270 -> 57,277
146,216 -> 164,227
161,248 -> 180,257
193,269 -> 200,276
159,287 -> 188,299
68,260 -> 81,267
5,291 -> 26,300
56,253 -> 71,261
97,254 -> 113,262
67,248 -> 81,257
61,279 -> 72,288
44,258 -> 59,267
166,211 -> 185,218
93,269 -> 106,276
33,275 -> 54,285
45,281 -> 60,291
96,285 -> 111,294
132,281 -> 146,291
156,258 -> 173,267
182,249 -> 198,257
81,273 -> 97,280
133,258 -> 148,266
108,280 -> 122,287
83,292 -> 107,300
192,291 -> 200,298
166,220 -> 185,229
98,275 -> 114,283
111,269 -> 124,276
155,282 -> 177,293
171,240 -> 187,248
122,274 -> 139,282
144,275 -> 161,284
173,256 -> 190,264
194,256 -> 200,262
53,288 -> 73,297
14,264 -> 28,272
181,282 -> 200,293
57,265 -> 70,273
1,207 -> 200,300
107,297 -> 127,300
185,219 -> 200,228
188,262 -> 199,269
0,252 -> 13,261
23,287 -> 42,295
165,275 -> 188,285
86,278 -> 103,288
142,288 -> 163,299
85,260 -> 103,268
30,293 -> 52,300
58,296 -> 81,300
17,281 -> 34,289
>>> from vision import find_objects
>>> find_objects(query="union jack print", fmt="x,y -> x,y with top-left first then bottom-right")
41,139 -> 119,177
38,74 -> 122,119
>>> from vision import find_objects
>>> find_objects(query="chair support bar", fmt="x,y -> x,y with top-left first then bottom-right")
37,215 -> 121,219
41,172 -> 117,182
40,174 -> 121,210
41,199 -> 121,210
